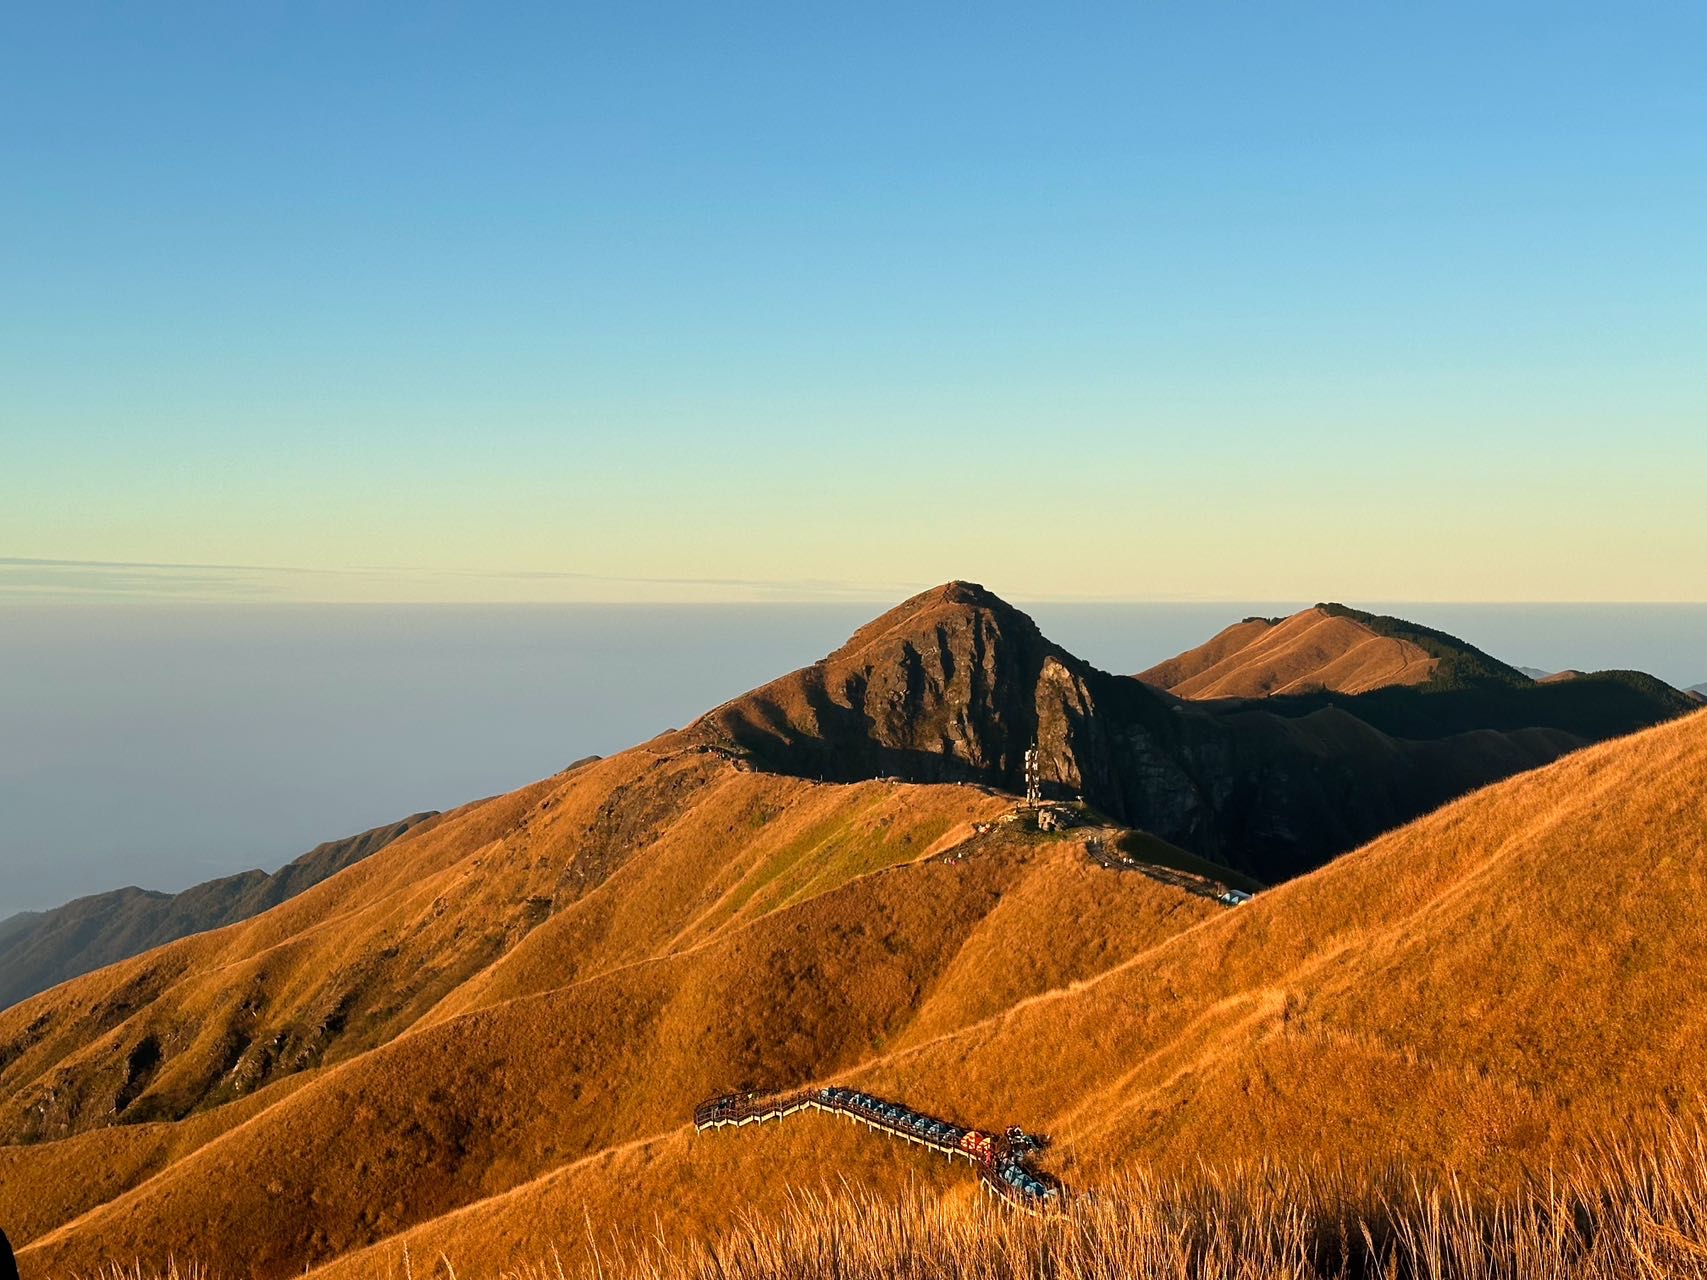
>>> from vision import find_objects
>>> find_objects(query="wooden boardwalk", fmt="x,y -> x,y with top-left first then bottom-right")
694,1085 -> 1063,1211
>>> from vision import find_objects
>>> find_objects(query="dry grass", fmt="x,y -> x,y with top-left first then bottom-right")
13,711 -> 1706,1278
74,1124 -> 1707,1280
5,587 -> 1700,1280
507,1126 -> 1707,1280
1138,606 -> 1438,698
4,765 -> 1201,1278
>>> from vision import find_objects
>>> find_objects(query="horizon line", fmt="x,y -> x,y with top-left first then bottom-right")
5,557 -> 1706,608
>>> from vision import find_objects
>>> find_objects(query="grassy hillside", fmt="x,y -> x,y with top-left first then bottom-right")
2,585 -> 1701,1280
0,813 -> 439,1011
1145,602 -> 1697,742
1315,602 -> 1531,687
1137,606 -> 1439,697
872,708 -> 1707,1185
544,1131 -> 1707,1280
6,708 -> 1699,1278
1264,661 -> 1698,740
1126,601 -> 1697,760
291,709 -> 1706,1280
67,1129 -> 1707,1280
2,749 -> 1234,1278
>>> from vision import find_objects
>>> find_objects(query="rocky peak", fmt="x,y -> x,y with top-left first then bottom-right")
827,581 -> 1046,662
683,582 -> 1120,797
676,585 -> 1695,885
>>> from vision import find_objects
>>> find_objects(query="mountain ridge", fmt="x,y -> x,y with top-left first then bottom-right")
10,702 -> 1700,1279
1137,604 -> 1443,697
0,813 -> 439,1011
1139,602 -> 1551,700
1,583 -> 1701,1278
1314,601 -> 1532,688
310,707 -> 1707,1280
677,583 -> 1692,881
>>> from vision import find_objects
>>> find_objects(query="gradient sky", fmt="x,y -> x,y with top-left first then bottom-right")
4,3 -> 1704,603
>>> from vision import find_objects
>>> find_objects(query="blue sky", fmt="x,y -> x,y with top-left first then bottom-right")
3,3 -> 1704,601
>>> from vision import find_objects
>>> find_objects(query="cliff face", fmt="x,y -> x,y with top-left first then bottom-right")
0,813 -> 438,1010
682,583 -> 1689,883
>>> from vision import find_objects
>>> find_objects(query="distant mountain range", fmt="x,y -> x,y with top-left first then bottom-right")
2,583 -> 1703,1279
0,813 -> 437,1010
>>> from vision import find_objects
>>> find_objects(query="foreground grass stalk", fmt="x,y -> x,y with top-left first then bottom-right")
566,1125 -> 1707,1280
75,1123 -> 1707,1280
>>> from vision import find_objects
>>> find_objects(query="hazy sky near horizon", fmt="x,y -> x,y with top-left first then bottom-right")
4,4 -> 1705,603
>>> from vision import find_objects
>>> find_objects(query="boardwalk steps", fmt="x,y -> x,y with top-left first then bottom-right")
1083,837 -> 1253,906
694,1085 -> 1063,1212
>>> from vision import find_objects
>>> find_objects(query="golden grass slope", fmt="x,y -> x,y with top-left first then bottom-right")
3,745 -> 1225,1278
289,708 -> 1707,1280
4,662 -> 1701,1280
869,707 -> 1707,1183
1138,606 -> 1438,698
677,1130 -> 1707,1280
552,1132 -> 1707,1280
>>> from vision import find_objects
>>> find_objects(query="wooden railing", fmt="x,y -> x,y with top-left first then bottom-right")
694,1085 -> 1064,1212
